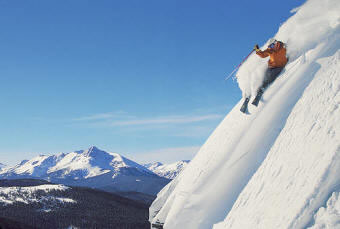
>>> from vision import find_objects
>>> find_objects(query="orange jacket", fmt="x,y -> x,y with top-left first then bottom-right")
256,42 -> 288,68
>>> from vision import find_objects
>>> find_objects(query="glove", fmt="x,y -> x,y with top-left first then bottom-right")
254,44 -> 260,52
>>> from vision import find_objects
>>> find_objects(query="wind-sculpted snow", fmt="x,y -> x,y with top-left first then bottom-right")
150,0 -> 340,228
307,192 -> 340,229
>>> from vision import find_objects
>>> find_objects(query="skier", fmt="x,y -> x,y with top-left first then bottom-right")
240,39 -> 288,113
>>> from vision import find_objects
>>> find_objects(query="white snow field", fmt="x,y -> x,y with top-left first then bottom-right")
149,0 -> 340,228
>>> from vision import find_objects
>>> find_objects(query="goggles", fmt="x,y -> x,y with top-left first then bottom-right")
268,42 -> 276,49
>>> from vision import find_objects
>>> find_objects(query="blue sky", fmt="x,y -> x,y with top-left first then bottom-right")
0,0 -> 301,165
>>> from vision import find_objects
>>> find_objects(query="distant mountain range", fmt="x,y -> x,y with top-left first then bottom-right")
0,146 -> 170,197
143,160 -> 190,179
0,147 -> 190,200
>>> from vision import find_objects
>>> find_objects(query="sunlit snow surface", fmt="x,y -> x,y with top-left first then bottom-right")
150,0 -> 340,228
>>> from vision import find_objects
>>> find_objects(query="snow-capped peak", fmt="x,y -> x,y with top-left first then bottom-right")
83,146 -> 103,157
144,160 -> 190,179
143,162 -> 163,170
42,146 -> 151,178
0,146 -> 128,178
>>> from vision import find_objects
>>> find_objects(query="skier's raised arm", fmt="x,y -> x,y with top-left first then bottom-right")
254,44 -> 273,58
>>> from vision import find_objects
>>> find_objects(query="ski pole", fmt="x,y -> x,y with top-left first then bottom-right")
225,49 -> 255,81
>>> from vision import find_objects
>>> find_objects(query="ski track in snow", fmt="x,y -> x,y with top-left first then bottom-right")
150,0 -> 340,228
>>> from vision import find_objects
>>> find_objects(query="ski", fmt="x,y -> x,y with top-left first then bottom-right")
240,97 -> 250,113
251,90 -> 264,106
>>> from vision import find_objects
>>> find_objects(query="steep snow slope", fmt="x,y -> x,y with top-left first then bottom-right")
150,0 -> 340,228
144,160 -> 190,179
214,49 -> 340,229
0,146 -> 170,195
